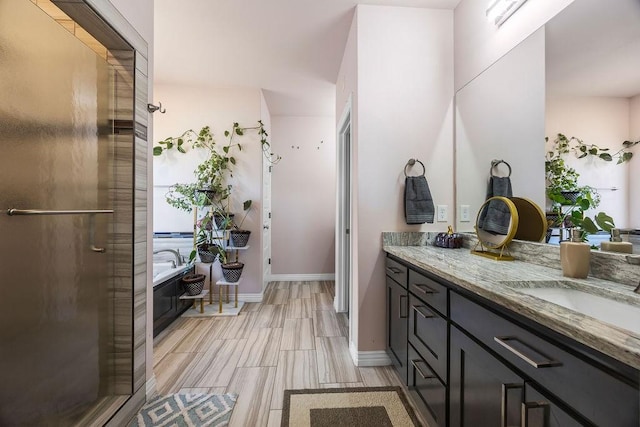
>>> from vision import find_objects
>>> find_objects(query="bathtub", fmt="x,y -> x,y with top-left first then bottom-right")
153,262 -> 192,287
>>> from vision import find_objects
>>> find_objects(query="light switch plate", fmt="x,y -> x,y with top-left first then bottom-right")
437,205 -> 448,222
460,205 -> 471,222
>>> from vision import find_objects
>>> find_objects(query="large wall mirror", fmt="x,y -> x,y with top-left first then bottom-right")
455,0 -> 640,254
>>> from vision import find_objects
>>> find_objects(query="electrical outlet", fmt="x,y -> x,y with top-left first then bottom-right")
460,205 -> 471,222
437,205 -> 448,222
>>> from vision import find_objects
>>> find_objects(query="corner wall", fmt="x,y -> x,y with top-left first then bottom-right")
338,5 -> 454,353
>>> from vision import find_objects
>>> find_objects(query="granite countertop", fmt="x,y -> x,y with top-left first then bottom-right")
384,244 -> 640,370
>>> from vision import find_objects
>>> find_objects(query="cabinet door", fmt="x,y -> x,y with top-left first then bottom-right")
387,277 -> 408,384
450,326 -> 525,427
522,384 -> 585,427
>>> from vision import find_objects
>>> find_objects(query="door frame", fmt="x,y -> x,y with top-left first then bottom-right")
335,96 -> 352,318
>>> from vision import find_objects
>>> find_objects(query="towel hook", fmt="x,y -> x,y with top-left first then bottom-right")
147,102 -> 166,114
404,158 -> 425,177
490,159 -> 511,178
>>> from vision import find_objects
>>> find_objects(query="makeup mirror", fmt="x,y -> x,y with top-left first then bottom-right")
473,196 -> 518,261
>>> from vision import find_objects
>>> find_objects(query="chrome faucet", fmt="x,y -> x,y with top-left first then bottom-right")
153,249 -> 184,267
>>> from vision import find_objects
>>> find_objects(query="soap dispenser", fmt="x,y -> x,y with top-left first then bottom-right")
600,228 -> 633,254
560,228 -> 590,279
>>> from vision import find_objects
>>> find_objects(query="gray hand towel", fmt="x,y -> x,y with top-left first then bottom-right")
405,176 -> 435,224
478,176 -> 512,234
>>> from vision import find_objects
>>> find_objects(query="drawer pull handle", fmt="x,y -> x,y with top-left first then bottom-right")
399,295 -> 408,319
501,383 -> 524,427
494,336 -> 562,369
522,401 -> 550,427
413,305 -> 435,319
387,266 -> 402,274
411,359 -> 436,380
413,283 -> 438,294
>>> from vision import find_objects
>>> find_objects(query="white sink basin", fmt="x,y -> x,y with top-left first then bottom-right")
517,287 -> 640,335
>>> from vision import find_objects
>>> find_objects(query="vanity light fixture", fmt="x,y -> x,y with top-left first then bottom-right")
486,0 -> 528,26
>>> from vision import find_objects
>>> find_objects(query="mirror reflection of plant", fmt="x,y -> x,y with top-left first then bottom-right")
547,133 -> 638,164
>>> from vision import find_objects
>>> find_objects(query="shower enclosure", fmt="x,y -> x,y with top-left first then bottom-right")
0,0 -> 145,425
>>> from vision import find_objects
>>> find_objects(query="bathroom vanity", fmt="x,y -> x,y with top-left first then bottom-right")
384,245 -> 640,427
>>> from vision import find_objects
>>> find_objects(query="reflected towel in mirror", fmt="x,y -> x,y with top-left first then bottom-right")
478,176 -> 512,234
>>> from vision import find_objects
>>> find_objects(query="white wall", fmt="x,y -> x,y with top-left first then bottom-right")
546,96 -> 631,227
152,84 -> 264,296
454,0 -> 574,91
341,5 -> 453,352
271,116 -> 336,274
456,28 -> 546,232
627,94 -> 640,227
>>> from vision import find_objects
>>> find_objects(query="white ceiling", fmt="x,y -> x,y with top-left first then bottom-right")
546,0 -> 640,98
154,0 -> 461,116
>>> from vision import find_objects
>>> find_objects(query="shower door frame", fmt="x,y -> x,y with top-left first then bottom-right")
45,1 -> 151,424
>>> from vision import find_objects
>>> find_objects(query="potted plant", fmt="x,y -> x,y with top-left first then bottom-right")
214,245 -> 244,282
182,273 -> 206,296
229,200 -> 252,247
194,213 -> 220,263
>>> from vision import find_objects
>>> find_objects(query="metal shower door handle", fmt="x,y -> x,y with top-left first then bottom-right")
7,208 -> 112,253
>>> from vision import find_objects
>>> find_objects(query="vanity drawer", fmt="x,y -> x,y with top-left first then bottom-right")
386,257 -> 408,287
408,269 -> 447,316
408,293 -> 447,382
408,343 -> 447,427
450,291 -> 638,427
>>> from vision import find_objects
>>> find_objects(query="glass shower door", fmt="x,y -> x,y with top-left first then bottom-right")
0,0 -> 132,425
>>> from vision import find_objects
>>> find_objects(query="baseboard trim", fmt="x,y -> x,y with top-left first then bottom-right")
239,293 -> 263,302
269,273 -> 335,282
145,375 -> 157,399
349,341 -> 392,367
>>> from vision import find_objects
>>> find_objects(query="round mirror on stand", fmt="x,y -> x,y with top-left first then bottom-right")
472,197 -> 548,260
472,196 -> 519,261
510,197 -> 547,242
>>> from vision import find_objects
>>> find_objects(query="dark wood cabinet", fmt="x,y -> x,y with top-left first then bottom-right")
523,383 -> 584,427
387,276 -> 408,383
153,266 -> 194,337
384,254 -> 639,427
409,343 -> 447,427
450,325 -> 525,427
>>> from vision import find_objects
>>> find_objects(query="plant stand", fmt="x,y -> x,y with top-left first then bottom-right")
179,290 -> 209,314
215,278 -> 244,316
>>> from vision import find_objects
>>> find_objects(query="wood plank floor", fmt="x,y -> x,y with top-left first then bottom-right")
153,280 -> 426,426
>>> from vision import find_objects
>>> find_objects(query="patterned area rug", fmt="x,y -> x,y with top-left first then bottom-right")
281,387 -> 420,427
129,393 -> 237,427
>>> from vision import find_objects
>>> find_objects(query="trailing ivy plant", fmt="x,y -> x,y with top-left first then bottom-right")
548,133 -> 638,164
154,121 -> 278,262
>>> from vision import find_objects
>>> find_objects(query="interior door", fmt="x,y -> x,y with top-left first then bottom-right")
263,143 -> 272,289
